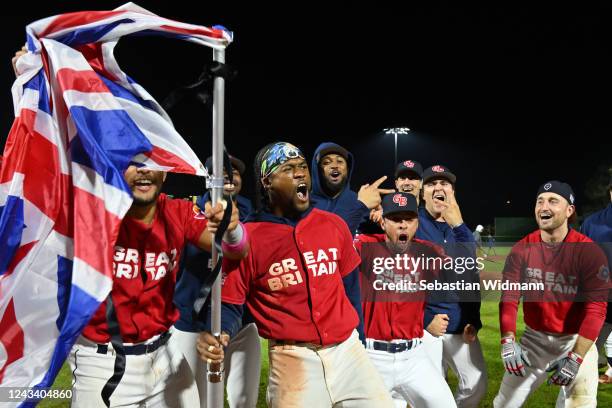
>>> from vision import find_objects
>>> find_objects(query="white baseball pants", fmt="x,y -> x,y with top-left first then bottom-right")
493,326 -> 599,408
266,330 -> 394,407
421,330 -> 488,407
366,339 -> 456,408
68,328 -> 198,407
172,323 -> 261,408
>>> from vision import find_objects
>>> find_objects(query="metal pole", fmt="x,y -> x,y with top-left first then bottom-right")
394,132 -> 398,165
207,48 -> 225,408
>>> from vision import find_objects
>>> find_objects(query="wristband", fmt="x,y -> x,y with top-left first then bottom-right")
568,351 -> 583,364
221,223 -> 248,254
223,222 -> 244,244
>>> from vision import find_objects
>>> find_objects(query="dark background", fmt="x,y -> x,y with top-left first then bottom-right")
1,1 -> 611,228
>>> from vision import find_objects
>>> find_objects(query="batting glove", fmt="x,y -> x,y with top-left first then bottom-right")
546,351 -> 583,386
501,337 -> 531,376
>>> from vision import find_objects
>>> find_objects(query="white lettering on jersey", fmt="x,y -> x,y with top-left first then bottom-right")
524,267 -> 578,295
113,246 -> 177,281
266,247 -> 341,291
303,247 -> 339,277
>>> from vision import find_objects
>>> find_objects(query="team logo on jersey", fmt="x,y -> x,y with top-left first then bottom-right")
266,248 -> 340,291
393,194 -> 408,206
544,183 -> 552,191
432,165 -> 445,173
113,247 -> 178,281
403,160 -> 415,168
597,265 -> 610,282
193,204 -> 207,220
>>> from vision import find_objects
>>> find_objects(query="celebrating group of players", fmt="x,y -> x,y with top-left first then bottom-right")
61,136 -> 611,408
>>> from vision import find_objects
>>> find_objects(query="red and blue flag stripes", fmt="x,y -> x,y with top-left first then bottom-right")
0,3 -> 231,404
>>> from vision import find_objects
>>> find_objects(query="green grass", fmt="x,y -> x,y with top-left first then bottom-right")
40,248 -> 612,407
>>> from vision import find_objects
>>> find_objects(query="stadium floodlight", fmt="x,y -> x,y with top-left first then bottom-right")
383,127 -> 411,165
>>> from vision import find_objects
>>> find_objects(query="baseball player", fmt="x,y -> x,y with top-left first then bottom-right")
67,165 -> 248,407
394,159 -> 423,200
311,142 -> 393,235
494,180 -> 610,408
371,159 -> 424,225
198,142 -> 394,407
355,192 -> 457,408
416,165 -> 487,408
580,175 -> 612,384
473,224 -> 485,258
173,154 -> 260,408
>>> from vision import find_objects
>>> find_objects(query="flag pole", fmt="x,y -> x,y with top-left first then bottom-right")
207,47 -> 225,408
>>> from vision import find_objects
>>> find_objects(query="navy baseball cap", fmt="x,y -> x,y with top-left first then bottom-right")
395,160 -> 423,179
315,144 -> 350,163
205,155 -> 246,175
422,165 -> 456,184
382,193 -> 418,218
537,180 -> 575,205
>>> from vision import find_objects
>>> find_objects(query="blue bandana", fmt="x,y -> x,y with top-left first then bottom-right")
260,142 -> 305,178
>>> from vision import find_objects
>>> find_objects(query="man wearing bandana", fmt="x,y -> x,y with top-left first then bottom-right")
197,142 -> 393,407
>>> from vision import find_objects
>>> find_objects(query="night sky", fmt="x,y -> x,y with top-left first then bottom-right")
1,2 -> 611,229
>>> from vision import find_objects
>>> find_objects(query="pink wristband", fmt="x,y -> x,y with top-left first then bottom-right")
221,223 -> 248,254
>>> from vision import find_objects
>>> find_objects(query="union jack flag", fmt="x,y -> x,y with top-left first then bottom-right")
0,3 -> 231,404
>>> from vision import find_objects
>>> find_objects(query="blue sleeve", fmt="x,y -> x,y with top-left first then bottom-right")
452,224 -> 482,331
452,223 -> 475,243
343,267 -> 365,344
337,200 -> 370,236
203,302 -> 243,337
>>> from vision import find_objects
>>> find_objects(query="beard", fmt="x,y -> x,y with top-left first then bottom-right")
131,187 -> 162,206
322,175 -> 347,197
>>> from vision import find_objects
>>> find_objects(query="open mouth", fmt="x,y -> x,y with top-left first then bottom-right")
296,183 -> 309,202
433,193 -> 445,201
398,233 -> 409,242
329,170 -> 341,182
134,179 -> 153,193
539,213 -> 553,221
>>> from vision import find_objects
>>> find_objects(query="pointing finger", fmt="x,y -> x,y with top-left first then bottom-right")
370,176 -> 388,188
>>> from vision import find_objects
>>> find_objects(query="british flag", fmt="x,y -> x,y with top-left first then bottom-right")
0,3 -> 231,404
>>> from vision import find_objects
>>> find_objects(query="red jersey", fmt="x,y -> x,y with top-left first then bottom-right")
221,208 -> 361,345
84,194 -> 208,343
355,234 -> 446,340
500,228 -> 610,340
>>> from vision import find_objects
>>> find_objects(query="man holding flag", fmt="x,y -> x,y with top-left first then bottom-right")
68,165 -> 248,407
1,4 -> 242,407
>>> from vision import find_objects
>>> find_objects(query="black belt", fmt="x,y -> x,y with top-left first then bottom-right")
370,339 -> 420,353
96,331 -> 171,355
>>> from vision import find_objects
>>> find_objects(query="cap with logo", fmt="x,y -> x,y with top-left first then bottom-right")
422,165 -> 456,185
537,180 -> 575,205
382,193 -> 418,218
395,160 -> 423,179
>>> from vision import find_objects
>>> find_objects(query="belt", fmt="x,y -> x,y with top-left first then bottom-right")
367,338 -> 421,353
96,331 -> 171,355
269,339 -> 331,350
